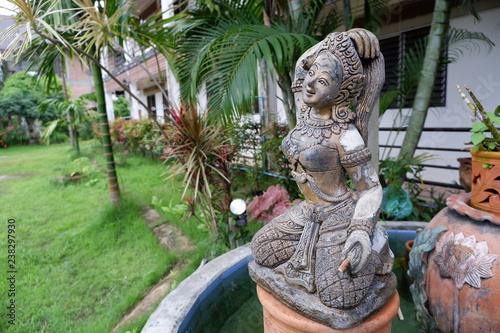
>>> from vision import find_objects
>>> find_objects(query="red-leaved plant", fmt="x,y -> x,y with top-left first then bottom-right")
247,184 -> 300,223
160,104 -> 238,239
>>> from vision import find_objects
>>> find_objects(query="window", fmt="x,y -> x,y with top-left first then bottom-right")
380,26 -> 447,108
114,52 -> 125,69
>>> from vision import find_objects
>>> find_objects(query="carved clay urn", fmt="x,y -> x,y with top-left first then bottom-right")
409,175 -> 500,331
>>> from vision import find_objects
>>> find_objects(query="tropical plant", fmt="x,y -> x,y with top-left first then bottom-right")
397,0 -> 493,160
457,85 -> 500,152
0,0 -> 177,205
41,97 -> 88,154
379,153 -> 434,220
246,184 -> 300,223
170,0 -> 341,128
161,105 -> 238,242
170,0 -> 393,129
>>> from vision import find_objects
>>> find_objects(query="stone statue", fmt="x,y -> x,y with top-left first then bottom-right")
249,29 -> 397,329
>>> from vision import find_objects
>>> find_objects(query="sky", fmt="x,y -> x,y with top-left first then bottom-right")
0,1 -> 15,16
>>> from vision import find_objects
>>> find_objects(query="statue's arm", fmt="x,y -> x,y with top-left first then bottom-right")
346,28 -> 380,59
338,125 -> 382,273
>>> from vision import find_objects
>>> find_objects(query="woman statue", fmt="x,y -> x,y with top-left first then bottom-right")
250,29 -> 396,324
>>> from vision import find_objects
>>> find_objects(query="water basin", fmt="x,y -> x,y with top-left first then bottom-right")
143,223 -> 425,333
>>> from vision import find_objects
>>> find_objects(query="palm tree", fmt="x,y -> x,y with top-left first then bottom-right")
170,0 -> 341,128
170,0 -> 390,129
0,0 -> 174,205
379,27 -> 494,160
41,97 -> 88,154
397,0 -> 491,159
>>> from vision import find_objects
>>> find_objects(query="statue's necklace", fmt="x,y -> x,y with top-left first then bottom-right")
299,106 -> 335,140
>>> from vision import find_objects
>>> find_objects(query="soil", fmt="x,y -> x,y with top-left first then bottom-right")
112,206 -> 195,332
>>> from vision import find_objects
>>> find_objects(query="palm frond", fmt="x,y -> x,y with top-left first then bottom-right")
71,0 -> 131,55
446,27 -> 494,62
179,21 -> 316,123
0,0 -> 76,62
459,0 -> 480,21
363,0 -> 388,35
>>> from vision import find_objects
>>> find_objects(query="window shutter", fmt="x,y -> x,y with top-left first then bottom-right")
380,26 -> 447,109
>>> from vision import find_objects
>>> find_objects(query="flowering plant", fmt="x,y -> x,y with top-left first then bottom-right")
457,85 -> 500,152
0,132 -> 7,148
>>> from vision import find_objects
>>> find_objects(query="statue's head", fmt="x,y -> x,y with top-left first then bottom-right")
302,51 -> 343,110
302,32 -> 364,110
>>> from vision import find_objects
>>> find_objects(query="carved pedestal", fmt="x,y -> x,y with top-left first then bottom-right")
257,286 -> 399,333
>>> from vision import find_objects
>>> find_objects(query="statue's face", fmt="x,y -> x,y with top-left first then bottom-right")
302,53 -> 343,110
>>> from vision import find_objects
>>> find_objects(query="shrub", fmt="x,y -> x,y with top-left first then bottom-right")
0,132 -> 7,148
45,130 -> 68,144
246,184 -> 300,223
2,124 -> 30,146
160,105 -> 238,242
109,117 -> 163,153
113,96 -> 131,118
79,111 -> 99,140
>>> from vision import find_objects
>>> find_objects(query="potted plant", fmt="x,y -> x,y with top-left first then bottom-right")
457,84 -> 500,214
378,153 -> 433,220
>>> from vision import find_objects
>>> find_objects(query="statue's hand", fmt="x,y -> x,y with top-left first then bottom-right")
347,28 -> 380,59
342,230 -> 372,274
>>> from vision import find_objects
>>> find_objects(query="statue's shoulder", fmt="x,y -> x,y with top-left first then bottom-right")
338,125 -> 365,154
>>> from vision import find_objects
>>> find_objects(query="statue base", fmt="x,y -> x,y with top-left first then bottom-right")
257,285 -> 399,333
249,261 -> 397,329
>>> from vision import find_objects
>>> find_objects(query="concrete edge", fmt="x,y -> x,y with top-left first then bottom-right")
377,221 -> 428,230
141,244 -> 252,333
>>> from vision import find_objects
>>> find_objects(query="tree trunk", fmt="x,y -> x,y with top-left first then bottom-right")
342,0 -> 353,30
91,63 -> 121,205
73,124 -> 80,155
398,0 -> 451,159
59,58 -> 75,148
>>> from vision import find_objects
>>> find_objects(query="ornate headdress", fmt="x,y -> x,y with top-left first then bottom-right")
292,29 -> 384,144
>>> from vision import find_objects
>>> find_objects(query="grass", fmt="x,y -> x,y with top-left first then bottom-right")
0,142 -> 217,333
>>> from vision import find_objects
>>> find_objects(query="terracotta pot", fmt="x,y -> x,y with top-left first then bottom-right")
404,239 -> 414,264
419,193 -> 500,332
257,286 -> 399,333
401,240 -> 414,283
470,149 -> 500,215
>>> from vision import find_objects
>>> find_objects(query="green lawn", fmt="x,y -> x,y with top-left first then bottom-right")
0,142 -> 207,332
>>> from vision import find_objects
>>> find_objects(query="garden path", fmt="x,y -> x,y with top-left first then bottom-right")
112,206 -> 195,332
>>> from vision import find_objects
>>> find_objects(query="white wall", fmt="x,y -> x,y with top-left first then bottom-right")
378,6 -> 500,186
